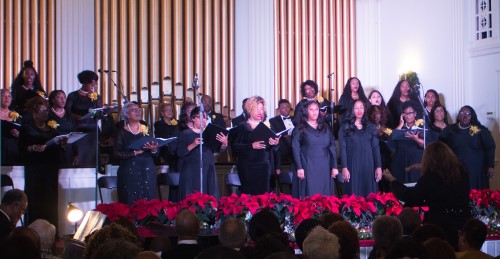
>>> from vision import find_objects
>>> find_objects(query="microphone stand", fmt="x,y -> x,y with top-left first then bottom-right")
192,74 -> 204,193
410,84 -> 428,149
102,71 -> 130,104
327,72 -> 342,197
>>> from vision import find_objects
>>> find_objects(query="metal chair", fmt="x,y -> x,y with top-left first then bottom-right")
97,176 -> 118,204
225,173 -> 241,195
157,172 -> 180,202
1,174 -> 14,189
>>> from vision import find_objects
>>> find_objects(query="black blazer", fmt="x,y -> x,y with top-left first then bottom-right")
207,111 -> 226,129
0,211 -> 14,241
269,115 -> 293,133
231,113 -> 246,127
162,243 -> 202,259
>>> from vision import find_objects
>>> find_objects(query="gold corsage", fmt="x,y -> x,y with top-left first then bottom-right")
264,121 -> 271,128
469,125 -> 481,136
415,119 -> 424,127
140,124 -> 149,136
317,96 -> 324,103
383,128 -> 393,136
37,91 -> 45,97
9,111 -> 21,122
88,92 -> 98,102
47,120 -> 59,129
212,114 -> 216,120
168,119 -> 178,126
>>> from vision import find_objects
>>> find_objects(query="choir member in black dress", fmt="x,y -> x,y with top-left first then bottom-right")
390,100 -> 430,183
177,107 -> 228,199
48,90 -> 79,166
337,77 -> 369,125
383,141 -> 471,250
114,102 -> 159,205
201,94 -> 226,128
428,104 -> 448,137
178,101 -> 196,132
65,70 -> 102,166
292,100 -> 338,197
368,90 -> 393,127
154,103 -> 179,170
231,96 -> 281,195
440,105 -> 496,189
367,105 -> 394,192
10,60 -> 46,115
269,99 -> 295,170
293,80 -> 330,126
339,99 -> 382,196
386,80 -> 420,128
231,98 -> 248,127
424,89 -> 440,115
19,96 -> 64,226
1,89 -> 22,165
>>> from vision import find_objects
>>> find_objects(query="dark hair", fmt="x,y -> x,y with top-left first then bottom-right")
248,209 -> 282,242
24,96 -> 48,113
342,77 -> 368,102
368,90 -> 387,108
397,208 -> 422,236
328,221 -> 360,259
401,100 -> 422,119
48,90 -> 66,107
278,99 -> 290,107
319,212 -> 345,229
295,218 -> 323,251
1,189 -> 26,205
387,80 -> 419,106
460,218 -> 488,250
297,100 -> 326,132
367,105 -> 388,126
77,70 -> 99,85
178,101 -> 195,129
412,223 -> 447,244
300,80 -> 318,97
455,105 -> 482,127
10,60 -> 44,92
219,218 -> 247,249
422,141 -> 466,185
342,99 -> 370,136
196,245 -> 245,259
190,106 -> 206,119
424,89 -> 440,107
429,104 -> 448,125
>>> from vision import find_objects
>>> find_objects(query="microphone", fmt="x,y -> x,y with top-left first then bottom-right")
192,73 -> 199,90
98,69 -> 117,73
409,83 -> 421,95
88,105 -> 119,114
327,72 -> 335,79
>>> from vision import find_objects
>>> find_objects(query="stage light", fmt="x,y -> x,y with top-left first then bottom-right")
67,203 -> 83,233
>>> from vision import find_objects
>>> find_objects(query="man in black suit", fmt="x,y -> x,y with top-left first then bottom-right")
0,189 -> 28,240
201,94 -> 226,128
269,99 -> 295,175
162,209 -> 201,259
231,98 -> 248,127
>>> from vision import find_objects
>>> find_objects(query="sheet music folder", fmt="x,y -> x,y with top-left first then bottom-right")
202,123 -> 229,150
128,136 -> 177,150
1,121 -> 21,135
248,122 -> 289,144
390,129 -> 425,141
45,132 -> 87,146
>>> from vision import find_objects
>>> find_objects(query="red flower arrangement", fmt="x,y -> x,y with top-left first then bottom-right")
177,192 -> 218,226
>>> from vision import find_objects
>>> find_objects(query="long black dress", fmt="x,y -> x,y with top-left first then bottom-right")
440,124 -> 496,189
1,116 -> 22,165
153,119 -> 179,170
339,124 -> 381,197
48,109 -> 78,167
177,129 -> 219,199
390,169 -> 471,249
291,124 -> 337,198
114,126 -> 157,205
231,123 -> 278,195
19,121 -> 60,226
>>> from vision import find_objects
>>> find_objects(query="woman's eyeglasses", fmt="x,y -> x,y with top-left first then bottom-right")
130,108 -> 142,113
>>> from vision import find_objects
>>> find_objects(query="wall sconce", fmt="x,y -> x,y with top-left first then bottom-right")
67,203 -> 83,233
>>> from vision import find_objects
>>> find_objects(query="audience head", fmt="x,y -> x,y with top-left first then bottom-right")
412,223 -> 447,245
248,209 -> 281,242
424,89 -> 440,108
294,218 -> 323,251
219,218 -> 247,249
278,99 -> 291,117
10,226 -> 41,250
397,208 -> 422,236
422,237 -> 456,259
11,60 -> 43,90
328,220 -> 360,259
201,94 -> 214,112
422,141 -> 465,185
253,232 -> 294,258
0,233 -> 41,259
244,96 -> 266,122
430,104 -> 449,124
385,237 -> 425,259
367,105 -> 388,126
0,189 -> 28,226
29,219 -> 56,255
372,216 -> 403,257
456,105 -> 481,127
175,209 -> 200,240
302,226 -> 340,259
83,222 -> 142,259
92,239 -> 141,259
77,70 -> 99,92
300,80 -> 319,99
368,90 -> 386,107
458,218 -> 488,251
197,245 -> 245,259
319,212 -> 345,229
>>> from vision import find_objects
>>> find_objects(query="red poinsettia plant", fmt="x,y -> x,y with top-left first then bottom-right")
95,199 -> 177,225
177,192 -> 218,226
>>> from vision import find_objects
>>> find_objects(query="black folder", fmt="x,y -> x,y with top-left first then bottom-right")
247,122 -> 290,145
128,136 -> 177,150
1,121 -> 21,136
45,132 -> 87,146
390,129 -> 425,141
202,123 -> 229,151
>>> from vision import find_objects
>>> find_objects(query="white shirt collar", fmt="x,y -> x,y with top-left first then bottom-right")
178,239 -> 198,245
0,208 -> 11,222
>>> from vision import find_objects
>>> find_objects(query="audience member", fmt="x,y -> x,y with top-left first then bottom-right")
29,219 -> 56,259
0,189 -> 28,240
412,223 -> 447,245
162,209 -> 201,259
319,211 -> 345,229
0,233 -> 41,259
423,237 -> 456,259
251,232 -> 294,259
219,218 -> 247,250
456,218 -> 493,259
328,220 -> 360,259
196,245 -> 245,259
294,218 -> 323,251
84,222 -> 142,259
136,251 -> 162,259
247,209 -> 282,242
397,208 -> 422,236
302,226 -> 340,259
385,238 -> 425,259
370,215 -> 403,259
92,239 -> 141,259
264,252 -> 299,259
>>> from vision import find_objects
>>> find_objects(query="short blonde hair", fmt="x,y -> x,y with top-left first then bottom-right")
244,96 -> 266,117
303,226 -> 339,259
